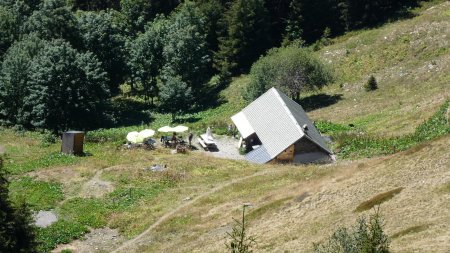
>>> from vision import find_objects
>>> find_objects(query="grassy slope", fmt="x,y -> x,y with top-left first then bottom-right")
167,0 -> 449,139
0,2 -> 448,252
136,134 -> 450,253
309,1 -> 450,135
128,3 -> 449,252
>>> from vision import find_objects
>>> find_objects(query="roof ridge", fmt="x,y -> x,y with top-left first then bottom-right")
272,88 -> 305,137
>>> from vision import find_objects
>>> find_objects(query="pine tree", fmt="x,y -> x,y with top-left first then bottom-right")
283,0 -> 304,45
216,0 -> 271,75
364,75 -> 378,91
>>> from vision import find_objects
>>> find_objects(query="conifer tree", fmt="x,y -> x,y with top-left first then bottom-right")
365,75 -> 378,91
216,0 -> 271,75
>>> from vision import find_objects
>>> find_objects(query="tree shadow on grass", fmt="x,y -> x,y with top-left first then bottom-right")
172,116 -> 201,124
105,97 -> 154,128
299,93 -> 343,112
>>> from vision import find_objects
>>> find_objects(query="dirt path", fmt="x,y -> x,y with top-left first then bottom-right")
111,168 -> 278,253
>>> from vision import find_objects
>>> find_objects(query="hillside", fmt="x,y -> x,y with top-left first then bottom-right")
0,1 -> 449,253
133,134 -> 450,253
193,1 -> 449,137
310,2 -> 450,135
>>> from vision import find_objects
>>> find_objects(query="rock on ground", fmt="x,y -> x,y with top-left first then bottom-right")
34,210 -> 58,228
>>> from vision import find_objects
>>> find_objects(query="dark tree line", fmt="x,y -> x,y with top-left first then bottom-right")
0,0 -> 422,132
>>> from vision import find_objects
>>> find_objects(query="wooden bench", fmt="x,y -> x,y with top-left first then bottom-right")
198,138 -> 208,150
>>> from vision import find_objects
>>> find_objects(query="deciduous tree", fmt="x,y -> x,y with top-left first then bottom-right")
22,0 -> 80,48
158,72 -> 193,122
129,15 -> 168,102
162,2 -> 211,97
246,45 -> 333,101
25,40 -> 109,132
78,10 -> 128,94
0,35 -> 44,127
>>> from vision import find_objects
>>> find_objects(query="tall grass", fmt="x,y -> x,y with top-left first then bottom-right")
336,100 -> 449,158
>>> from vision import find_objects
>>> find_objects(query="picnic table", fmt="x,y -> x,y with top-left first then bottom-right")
198,134 -> 217,150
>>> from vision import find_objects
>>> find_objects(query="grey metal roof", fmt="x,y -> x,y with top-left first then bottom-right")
276,90 -> 332,154
245,145 -> 272,164
234,87 -> 332,163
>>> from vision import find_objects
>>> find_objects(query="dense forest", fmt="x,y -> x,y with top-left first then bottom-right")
0,0 -> 422,132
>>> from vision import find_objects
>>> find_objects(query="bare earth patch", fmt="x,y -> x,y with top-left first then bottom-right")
53,228 -> 125,253
80,170 -> 114,198
27,166 -> 91,190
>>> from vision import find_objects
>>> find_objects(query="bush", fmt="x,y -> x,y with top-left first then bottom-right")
364,75 -> 378,91
314,208 -> 390,253
246,45 -> 333,102
40,130 -> 58,147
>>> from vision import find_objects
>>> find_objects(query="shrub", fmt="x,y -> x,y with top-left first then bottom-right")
314,208 -> 390,253
40,130 -> 58,147
364,75 -> 378,91
246,45 -> 333,102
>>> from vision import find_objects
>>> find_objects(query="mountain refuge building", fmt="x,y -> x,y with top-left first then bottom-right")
231,87 -> 334,164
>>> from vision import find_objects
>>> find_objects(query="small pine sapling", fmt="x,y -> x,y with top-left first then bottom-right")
226,204 -> 256,253
365,75 -> 378,91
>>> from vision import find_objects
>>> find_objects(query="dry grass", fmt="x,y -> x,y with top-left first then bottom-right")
307,1 -> 450,136
128,134 -> 450,253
